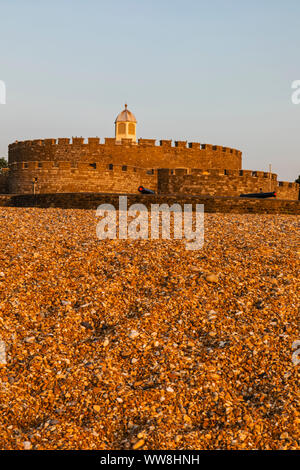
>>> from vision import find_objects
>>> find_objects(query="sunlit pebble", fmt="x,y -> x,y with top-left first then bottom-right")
292,351 -> 300,366
24,336 -> 35,343
132,439 -> 145,450
128,330 -> 139,339
205,274 -> 218,283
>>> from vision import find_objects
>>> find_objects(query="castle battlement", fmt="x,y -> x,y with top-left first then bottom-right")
8,138 -> 242,156
9,160 -> 156,173
157,168 -> 299,200
163,168 -> 278,178
5,159 -> 299,200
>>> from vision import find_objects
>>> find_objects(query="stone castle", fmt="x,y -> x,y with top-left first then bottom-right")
0,104 -> 299,200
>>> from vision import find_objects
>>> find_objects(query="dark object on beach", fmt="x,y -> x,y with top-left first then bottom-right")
240,191 -> 277,199
138,186 -> 155,194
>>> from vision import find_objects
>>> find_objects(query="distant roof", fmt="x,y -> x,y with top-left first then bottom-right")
115,104 -> 137,123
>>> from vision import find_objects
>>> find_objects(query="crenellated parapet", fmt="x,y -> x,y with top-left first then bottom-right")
9,137 -> 242,153
8,160 -> 157,195
160,168 -> 279,178
8,137 -> 242,174
9,160 -> 158,172
157,168 -> 299,200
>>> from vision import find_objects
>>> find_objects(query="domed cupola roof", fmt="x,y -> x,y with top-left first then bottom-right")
115,104 -> 137,123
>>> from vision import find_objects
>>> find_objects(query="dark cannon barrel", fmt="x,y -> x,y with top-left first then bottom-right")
240,191 -> 277,199
138,186 -> 156,195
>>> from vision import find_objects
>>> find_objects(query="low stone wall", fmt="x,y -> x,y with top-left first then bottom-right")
7,164 -> 299,200
8,163 -> 156,194
0,193 -> 299,214
157,169 -> 299,200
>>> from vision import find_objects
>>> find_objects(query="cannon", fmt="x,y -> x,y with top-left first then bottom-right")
240,191 -> 276,199
138,186 -> 155,195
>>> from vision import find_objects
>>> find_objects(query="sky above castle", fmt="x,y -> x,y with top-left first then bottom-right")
0,0 -> 299,181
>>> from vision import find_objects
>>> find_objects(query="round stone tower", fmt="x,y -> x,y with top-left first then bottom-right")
115,104 -> 137,143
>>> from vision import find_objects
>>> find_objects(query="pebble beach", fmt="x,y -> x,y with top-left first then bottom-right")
0,208 -> 299,450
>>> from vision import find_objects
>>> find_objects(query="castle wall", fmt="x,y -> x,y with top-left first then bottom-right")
276,181 -> 300,200
6,138 -> 298,200
157,169 -> 299,200
0,168 -> 9,193
8,162 -> 156,194
8,138 -> 242,170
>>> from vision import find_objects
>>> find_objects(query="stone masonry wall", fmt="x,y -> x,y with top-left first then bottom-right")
0,168 -> 9,193
157,169 -> 299,200
8,138 -> 242,169
8,162 -> 156,194
0,193 -> 299,215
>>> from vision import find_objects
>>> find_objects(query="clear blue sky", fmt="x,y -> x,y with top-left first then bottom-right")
0,0 -> 299,181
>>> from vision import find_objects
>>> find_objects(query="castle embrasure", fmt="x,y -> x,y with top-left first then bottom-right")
0,105 -> 299,199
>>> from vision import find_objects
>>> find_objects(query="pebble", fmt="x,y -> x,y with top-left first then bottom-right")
128,330 -> 139,339
292,350 -> 300,366
205,273 -> 218,283
132,439 -> 145,450
24,336 -> 35,343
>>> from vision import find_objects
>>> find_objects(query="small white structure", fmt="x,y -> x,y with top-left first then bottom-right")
115,104 -> 137,142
